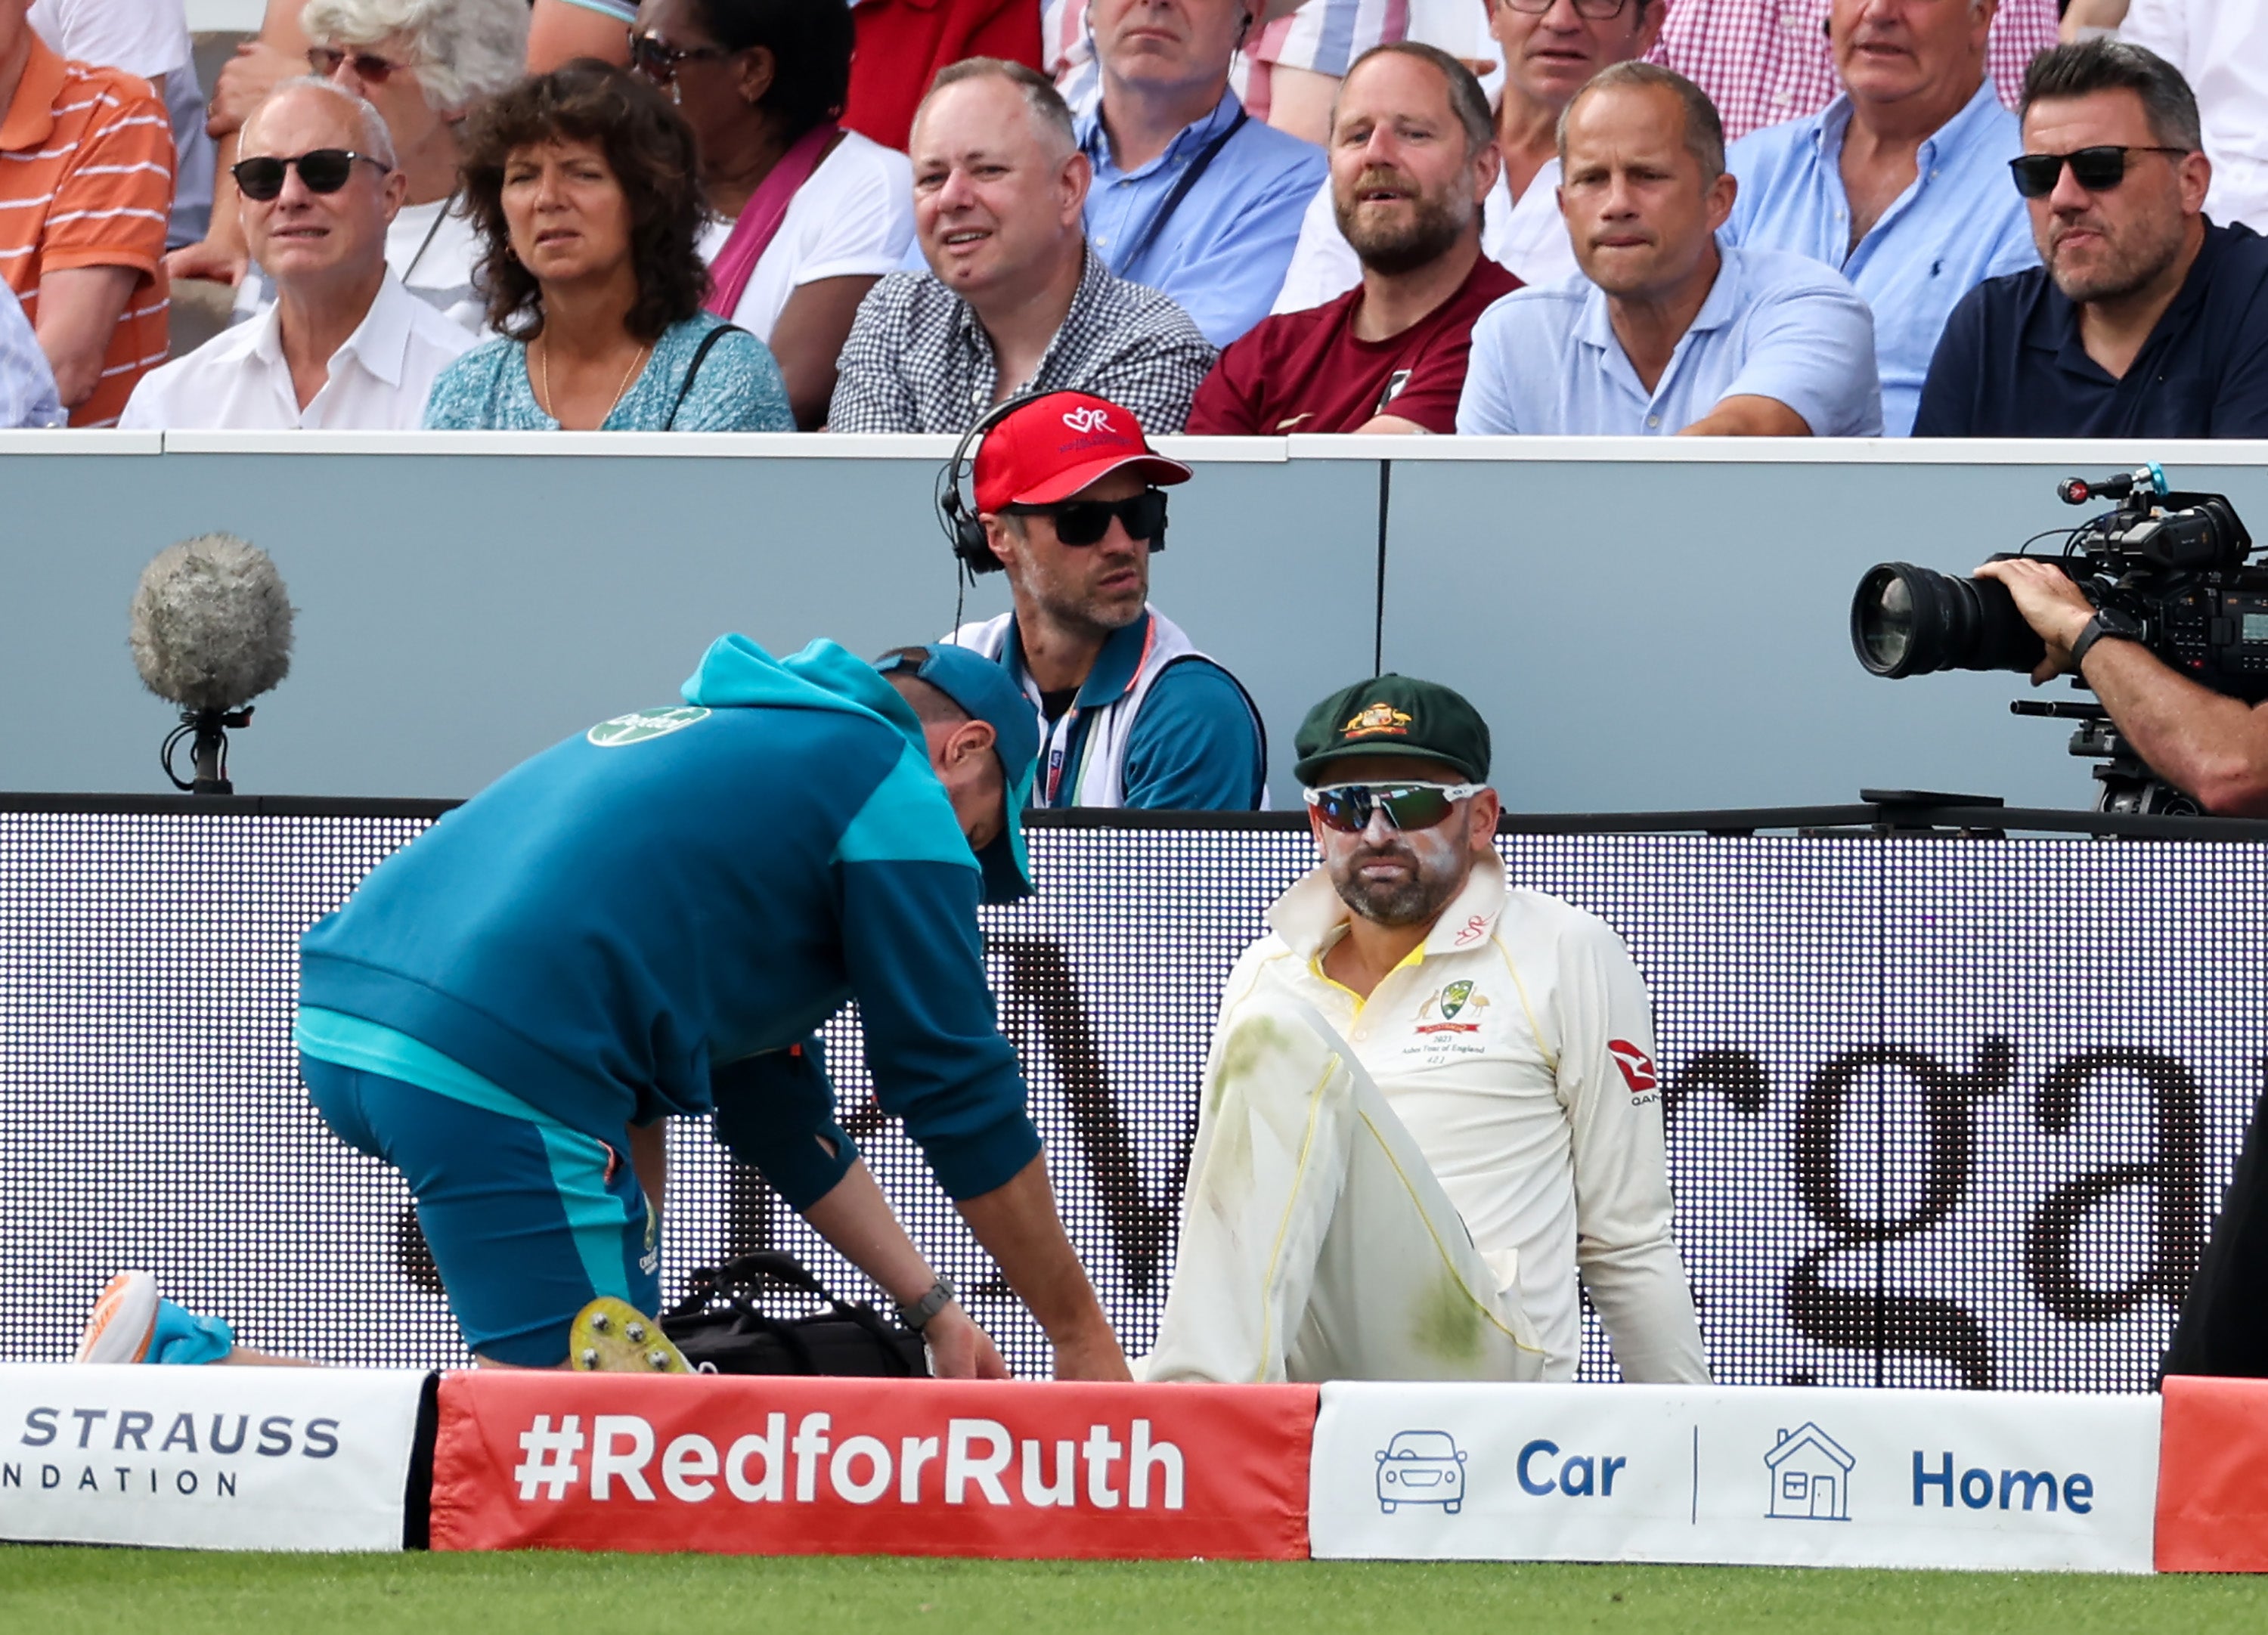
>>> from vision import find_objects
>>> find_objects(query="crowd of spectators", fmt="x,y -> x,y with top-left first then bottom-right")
0,0 -> 2263,439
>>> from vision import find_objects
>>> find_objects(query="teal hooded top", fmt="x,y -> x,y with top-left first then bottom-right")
296,636 -> 1039,1208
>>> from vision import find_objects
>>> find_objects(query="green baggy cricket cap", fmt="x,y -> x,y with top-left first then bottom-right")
1293,674 -> 1492,786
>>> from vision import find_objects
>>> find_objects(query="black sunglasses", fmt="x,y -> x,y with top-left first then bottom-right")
231,149 -> 388,202
307,45 -> 413,82
2008,144 -> 2190,199
1304,782 -> 1484,834
999,489 -> 1169,547
627,29 -> 730,85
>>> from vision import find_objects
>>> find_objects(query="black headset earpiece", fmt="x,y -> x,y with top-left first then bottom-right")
937,393 -> 1052,578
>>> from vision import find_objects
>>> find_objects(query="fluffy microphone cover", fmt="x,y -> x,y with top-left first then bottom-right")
128,534 -> 296,713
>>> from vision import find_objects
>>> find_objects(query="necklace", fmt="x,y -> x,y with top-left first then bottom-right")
534,331 -> 652,428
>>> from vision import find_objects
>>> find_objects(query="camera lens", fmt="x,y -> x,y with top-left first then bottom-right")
1850,562 -> 2048,677
1854,568 -> 1919,674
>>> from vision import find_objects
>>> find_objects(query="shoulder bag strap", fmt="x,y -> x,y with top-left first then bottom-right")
665,323 -> 747,430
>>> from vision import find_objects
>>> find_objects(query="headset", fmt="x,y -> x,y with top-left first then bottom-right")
936,392 -> 1049,580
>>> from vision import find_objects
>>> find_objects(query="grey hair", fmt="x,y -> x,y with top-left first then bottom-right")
1558,60 -> 1726,184
243,76 -> 398,169
920,57 -> 1077,157
1334,42 -> 1493,154
2022,38 -> 2203,152
299,0 -> 529,114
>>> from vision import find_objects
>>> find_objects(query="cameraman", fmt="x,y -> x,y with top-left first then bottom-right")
1979,558 -> 2268,815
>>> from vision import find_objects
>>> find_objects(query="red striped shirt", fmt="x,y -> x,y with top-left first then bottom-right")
0,37 -> 173,426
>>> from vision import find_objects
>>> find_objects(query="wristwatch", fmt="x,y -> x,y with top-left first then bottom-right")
896,1274 -> 956,1333
2071,606 -> 2146,672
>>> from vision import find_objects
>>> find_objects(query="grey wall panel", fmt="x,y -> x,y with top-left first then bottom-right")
0,447 -> 1377,804
1378,454 -> 2268,812
13,439 -> 2268,813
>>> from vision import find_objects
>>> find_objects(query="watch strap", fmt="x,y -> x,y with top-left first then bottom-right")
897,1274 -> 956,1333
2071,614 -> 2140,672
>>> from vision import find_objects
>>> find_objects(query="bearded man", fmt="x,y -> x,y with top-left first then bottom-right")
1915,37 -> 2268,437
1145,675 -> 1711,1386
1185,44 -> 1519,435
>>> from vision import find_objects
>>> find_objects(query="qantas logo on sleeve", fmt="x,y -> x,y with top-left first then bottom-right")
1608,1040 -> 1658,1101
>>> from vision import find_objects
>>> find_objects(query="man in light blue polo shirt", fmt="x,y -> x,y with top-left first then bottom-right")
1077,0 -> 1328,345
1721,0 -> 2036,435
1458,62 -> 1882,438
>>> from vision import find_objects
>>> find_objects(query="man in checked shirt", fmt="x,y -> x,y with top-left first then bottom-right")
1148,674 -> 1710,1385
829,57 -> 1215,434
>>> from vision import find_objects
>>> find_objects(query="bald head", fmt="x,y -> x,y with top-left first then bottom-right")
243,76 -> 397,169
910,63 -> 1091,306
917,57 -> 1077,160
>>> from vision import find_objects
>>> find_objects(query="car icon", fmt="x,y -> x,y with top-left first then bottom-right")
1376,1429 -> 1467,1513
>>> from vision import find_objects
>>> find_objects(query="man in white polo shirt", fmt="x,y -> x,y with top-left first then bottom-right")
1148,674 -> 1709,1384
120,78 -> 472,431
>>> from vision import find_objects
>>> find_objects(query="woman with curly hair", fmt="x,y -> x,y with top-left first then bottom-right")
423,62 -> 792,430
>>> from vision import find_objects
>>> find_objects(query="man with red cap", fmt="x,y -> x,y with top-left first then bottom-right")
947,389 -> 1266,810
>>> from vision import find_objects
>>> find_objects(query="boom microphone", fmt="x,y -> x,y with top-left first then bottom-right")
127,534 -> 295,794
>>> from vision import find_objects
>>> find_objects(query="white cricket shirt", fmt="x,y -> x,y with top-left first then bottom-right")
1211,859 -> 1710,1383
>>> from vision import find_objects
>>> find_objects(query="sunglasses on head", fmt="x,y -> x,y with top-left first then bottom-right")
999,488 -> 1169,547
231,149 -> 388,202
627,29 -> 730,85
306,45 -> 412,82
1304,782 -> 1483,834
2008,144 -> 2190,199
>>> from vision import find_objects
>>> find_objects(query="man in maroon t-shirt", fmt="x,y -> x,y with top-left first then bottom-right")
1187,43 -> 1520,435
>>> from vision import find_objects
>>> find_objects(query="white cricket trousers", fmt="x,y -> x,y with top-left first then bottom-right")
1146,994 -> 1547,1384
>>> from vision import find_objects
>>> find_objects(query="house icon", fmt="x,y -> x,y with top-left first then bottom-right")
1764,1423 -> 1854,1521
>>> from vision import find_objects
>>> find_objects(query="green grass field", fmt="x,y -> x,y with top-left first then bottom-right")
5,1547 -> 2267,1633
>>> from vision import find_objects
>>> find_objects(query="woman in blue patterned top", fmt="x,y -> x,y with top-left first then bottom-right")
425,62 -> 792,431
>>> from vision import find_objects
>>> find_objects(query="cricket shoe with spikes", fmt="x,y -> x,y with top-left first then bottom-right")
567,1296 -> 692,1373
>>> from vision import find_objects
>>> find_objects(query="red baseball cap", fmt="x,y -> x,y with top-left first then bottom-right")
972,392 -> 1193,512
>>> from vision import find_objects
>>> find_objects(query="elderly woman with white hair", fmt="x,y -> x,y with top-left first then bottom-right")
172,0 -> 527,333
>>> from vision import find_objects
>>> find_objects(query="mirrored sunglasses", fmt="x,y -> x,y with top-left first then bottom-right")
231,149 -> 388,202
1303,782 -> 1483,833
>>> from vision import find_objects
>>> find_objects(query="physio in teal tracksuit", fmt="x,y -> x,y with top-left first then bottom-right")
263,636 -> 1093,1367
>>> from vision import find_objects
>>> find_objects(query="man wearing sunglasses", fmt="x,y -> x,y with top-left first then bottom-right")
1148,674 -> 1708,1386
121,79 -> 473,430
946,389 -> 1266,810
1914,38 -> 2268,436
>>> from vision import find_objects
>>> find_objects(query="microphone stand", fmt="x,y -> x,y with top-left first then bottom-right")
161,706 -> 253,796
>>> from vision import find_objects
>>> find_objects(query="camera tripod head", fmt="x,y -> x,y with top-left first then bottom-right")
2009,697 -> 2197,816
